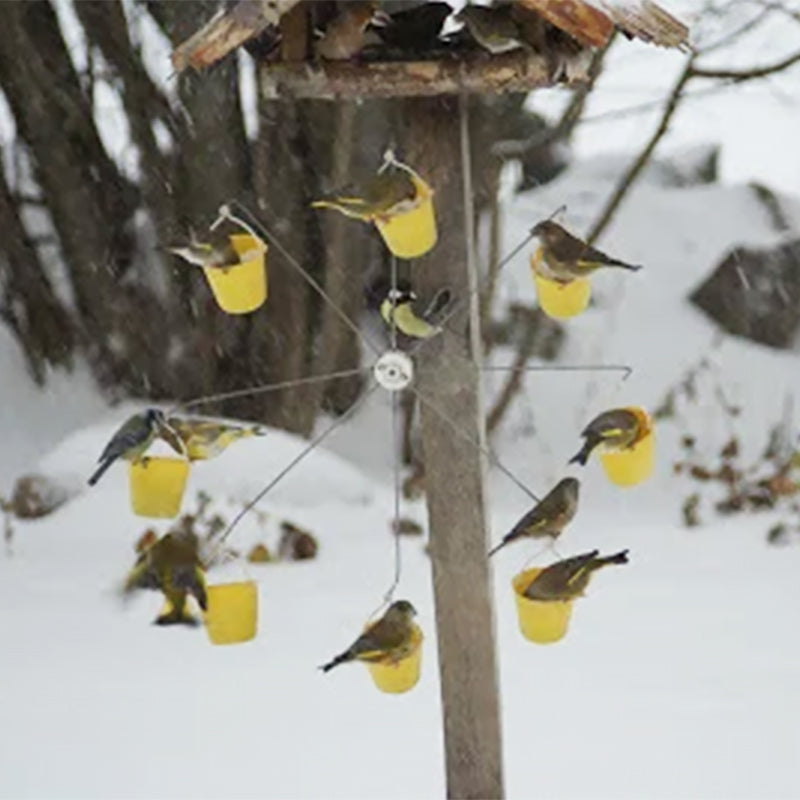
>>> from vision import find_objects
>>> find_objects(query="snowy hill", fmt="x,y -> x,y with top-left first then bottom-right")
2,155 -> 800,798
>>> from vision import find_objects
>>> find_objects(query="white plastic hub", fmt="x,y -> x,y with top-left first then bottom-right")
373,350 -> 414,392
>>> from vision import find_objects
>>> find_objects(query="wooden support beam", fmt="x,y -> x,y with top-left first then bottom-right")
401,96 -> 504,800
259,49 -> 592,99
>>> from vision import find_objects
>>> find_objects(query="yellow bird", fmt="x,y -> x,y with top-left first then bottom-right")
122,531 -> 208,626
569,408 -> 643,466
523,549 -> 629,602
166,417 -> 266,461
320,600 -> 417,672
312,167 -> 418,223
380,286 -> 445,340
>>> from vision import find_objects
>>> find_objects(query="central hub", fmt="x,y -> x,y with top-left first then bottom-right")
373,350 -> 414,391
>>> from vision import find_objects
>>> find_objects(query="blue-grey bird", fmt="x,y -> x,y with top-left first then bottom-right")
88,409 -> 170,487
569,408 -> 642,467
532,220 -> 642,283
523,549 -> 629,601
320,599 -> 417,672
489,477 -> 580,556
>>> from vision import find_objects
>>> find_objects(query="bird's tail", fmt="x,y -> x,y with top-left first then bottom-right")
488,534 -> 515,558
88,457 -> 114,487
609,259 -> 642,272
320,650 -> 351,673
596,549 -> 629,568
310,198 -> 371,221
568,435 -> 600,466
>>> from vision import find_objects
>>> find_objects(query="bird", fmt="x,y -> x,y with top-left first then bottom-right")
569,407 -> 643,467
532,220 -> 643,283
320,599 -> 418,673
311,166 -> 419,223
314,1 -> 381,61
166,417 -> 266,461
167,228 -> 242,270
380,284 -> 451,340
122,530 -> 208,626
488,477 -> 580,556
523,549 -> 630,602
454,4 -> 526,54
88,409 -> 175,487
370,2 -> 453,52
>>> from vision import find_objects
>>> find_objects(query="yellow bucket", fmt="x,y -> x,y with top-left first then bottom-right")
365,623 -> 423,694
373,175 -> 437,260
512,568 -> 574,644
204,580 -> 258,645
533,271 -> 591,320
128,457 -> 190,519
202,233 -> 268,315
599,407 -> 655,487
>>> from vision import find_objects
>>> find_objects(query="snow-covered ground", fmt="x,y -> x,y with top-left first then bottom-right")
2,155 -> 800,799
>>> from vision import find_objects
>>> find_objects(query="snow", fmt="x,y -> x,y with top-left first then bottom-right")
3,4 -> 800,797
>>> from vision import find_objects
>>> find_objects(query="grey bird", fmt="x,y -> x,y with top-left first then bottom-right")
320,599 -> 418,672
489,477 -> 580,556
569,408 -> 642,467
532,220 -> 643,283
523,549 -> 630,601
88,409 -> 172,487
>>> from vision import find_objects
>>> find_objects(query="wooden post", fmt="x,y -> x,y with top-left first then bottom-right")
400,96 -> 504,800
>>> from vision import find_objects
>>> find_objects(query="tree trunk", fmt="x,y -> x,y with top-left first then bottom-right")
400,96 -> 505,800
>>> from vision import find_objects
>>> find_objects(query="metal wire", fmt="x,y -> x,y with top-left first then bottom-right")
481,364 -> 632,379
214,382 -> 380,550
167,368 -> 370,416
412,384 -> 541,505
384,389 -> 403,604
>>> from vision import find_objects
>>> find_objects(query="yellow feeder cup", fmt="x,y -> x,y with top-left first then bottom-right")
366,624 -> 424,694
373,173 -> 437,260
202,233 -> 268,315
128,456 -> 190,519
599,406 -> 655,488
512,568 -> 574,644
204,580 -> 259,645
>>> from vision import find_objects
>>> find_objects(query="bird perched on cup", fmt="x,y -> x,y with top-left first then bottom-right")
88,409 -> 179,487
314,1 -> 385,61
312,164 -> 419,223
380,283 -> 452,340
454,3 -> 526,54
531,220 -> 642,283
167,227 -> 243,270
489,477 -> 580,557
166,417 -> 266,461
320,599 -> 418,673
370,2 -> 453,52
523,549 -> 629,601
122,530 -> 208,626
569,407 -> 643,467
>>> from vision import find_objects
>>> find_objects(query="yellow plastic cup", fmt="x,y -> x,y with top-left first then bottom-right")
204,580 -> 258,645
365,623 -> 423,694
128,457 -> 190,519
512,568 -> 574,644
533,271 -> 591,320
202,233 -> 268,315
374,175 -> 437,260
599,407 -> 656,487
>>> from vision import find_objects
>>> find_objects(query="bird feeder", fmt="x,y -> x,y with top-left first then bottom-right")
599,406 -> 655,487
512,568 -> 574,644
531,252 -> 591,320
128,456 -> 190,519
365,623 -> 424,694
374,171 -> 437,260
202,233 -> 268,315
204,580 -> 259,645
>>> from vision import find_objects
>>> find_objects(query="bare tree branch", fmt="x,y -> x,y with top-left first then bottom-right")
691,48 -> 800,80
